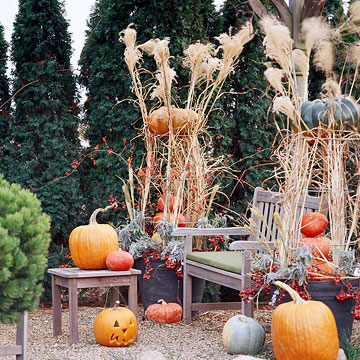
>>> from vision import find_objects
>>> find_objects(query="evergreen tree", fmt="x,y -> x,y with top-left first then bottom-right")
0,24 -> 10,175
216,1 -> 276,215
79,0 -> 220,223
0,175 -> 51,324
7,0 -> 83,245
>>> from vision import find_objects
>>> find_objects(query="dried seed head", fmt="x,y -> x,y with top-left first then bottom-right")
273,96 -> 296,120
264,67 -> 285,94
292,49 -> 309,77
349,1 -> 360,22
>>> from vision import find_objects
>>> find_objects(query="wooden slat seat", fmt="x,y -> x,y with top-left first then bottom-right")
172,187 -> 322,324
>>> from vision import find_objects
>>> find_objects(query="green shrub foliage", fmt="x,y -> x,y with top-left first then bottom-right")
0,175 -> 51,324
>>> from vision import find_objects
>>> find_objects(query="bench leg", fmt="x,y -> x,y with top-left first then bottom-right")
16,311 -> 27,360
241,250 -> 254,318
68,279 -> 79,344
128,275 -> 138,318
51,275 -> 62,336
183,263 -> 192,324
110,286 -> 120,307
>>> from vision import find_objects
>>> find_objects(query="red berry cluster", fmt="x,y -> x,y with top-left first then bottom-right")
334,281 -> 360,319
209,235 -> 225,250
142,252 -> 183,279
238,287 -> 256,303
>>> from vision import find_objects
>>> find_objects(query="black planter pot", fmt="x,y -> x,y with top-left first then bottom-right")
134,258 -> 205,310
272,279 -> 358,339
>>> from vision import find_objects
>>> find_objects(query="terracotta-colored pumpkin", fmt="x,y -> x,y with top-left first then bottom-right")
307,260 -> 335,280
94,302 -> 137,347
272,281 -> 339,360
153,212 -> 187,227
106,250 -> 134,271
299,236 -> 332,259
300,212 -> 328,237
69,204 -> 118,270
222,315 -> 265,355
157,194 -> 176,212
147,106 -> 198,135
146,299 -> 182,323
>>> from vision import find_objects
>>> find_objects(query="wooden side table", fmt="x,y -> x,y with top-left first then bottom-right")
48,267 -> 141,344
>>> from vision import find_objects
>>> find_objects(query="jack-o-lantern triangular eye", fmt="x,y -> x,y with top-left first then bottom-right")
114,320 -> 120,328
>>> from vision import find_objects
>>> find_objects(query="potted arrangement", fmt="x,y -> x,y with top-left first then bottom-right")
239,5 -> 360,339
116,23 -> 254,309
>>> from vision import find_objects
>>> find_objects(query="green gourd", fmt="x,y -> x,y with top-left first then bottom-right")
301,96 -> 359,130
222,314 -> 265,355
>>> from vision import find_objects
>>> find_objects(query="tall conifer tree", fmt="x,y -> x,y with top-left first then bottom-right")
8,0 -> 83,244
0,24 -> 10,176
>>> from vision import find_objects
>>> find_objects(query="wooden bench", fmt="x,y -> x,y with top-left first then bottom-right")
48,267 -> 141,344
173,187 -> 321,324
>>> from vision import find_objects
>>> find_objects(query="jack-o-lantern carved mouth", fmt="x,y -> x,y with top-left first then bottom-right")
109,320 -> 135,346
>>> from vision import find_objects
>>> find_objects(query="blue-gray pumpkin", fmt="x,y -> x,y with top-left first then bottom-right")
301,96 -> 359,130
222,315 -> 265,355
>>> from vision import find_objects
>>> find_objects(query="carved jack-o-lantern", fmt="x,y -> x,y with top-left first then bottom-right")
94,302 -> 138,347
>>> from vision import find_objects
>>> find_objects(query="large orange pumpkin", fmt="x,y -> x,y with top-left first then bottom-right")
106,250 -> 134,271
69,204 -> 118,269
157,194 -> 176,212
300,212 -> 328,237
272,281 -> 339,360
94,302 -> 137,347
146,299 -> 182,323
153,212 -> 187,227
299,236 -> 332,259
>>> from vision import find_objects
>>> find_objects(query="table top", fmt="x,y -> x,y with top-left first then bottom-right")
48,267 -> 141,278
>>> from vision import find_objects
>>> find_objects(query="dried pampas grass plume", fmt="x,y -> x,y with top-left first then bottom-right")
292,49 -> 309,78
138,39 -> 158,55
301,17 -> 334,56
350,42 -> 360,64
264,67 -> 285,95
273,96 -> 296,121
119,24 -> 142,72
261,17 -> 293,73
349,1 -> 360,22
313,40 -> 334,77
322,79 -> 341,97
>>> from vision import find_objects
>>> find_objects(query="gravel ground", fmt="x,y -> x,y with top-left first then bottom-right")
0,306 -> 359,360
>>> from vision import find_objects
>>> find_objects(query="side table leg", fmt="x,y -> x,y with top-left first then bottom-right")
16,311 -> 27,360
68,279 -> 79,344
128,275 -> 138,318
110,286 -> 120,307
52,275 -> 62,336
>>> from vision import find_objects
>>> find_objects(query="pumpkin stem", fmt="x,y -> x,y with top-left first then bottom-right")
274,281 -> 307,305
89,203 -> 117,225
158,299 -> 168,306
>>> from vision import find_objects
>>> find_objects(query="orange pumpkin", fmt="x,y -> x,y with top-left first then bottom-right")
299,236 -> 332,259
146,299 -> 182,323
147,106 -> 198,135
94,302 -> 137,347
157,194 -> 176,212
307,260 -> 336,281
153,212 -> 187,227
106,250 -> 134,271
272,281 -> 339,360
300,212 -> 328,237
69,204 -> 118,270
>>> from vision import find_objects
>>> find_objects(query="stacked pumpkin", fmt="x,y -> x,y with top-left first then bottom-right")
153,194 -> 187,228
299,212 -> 334,279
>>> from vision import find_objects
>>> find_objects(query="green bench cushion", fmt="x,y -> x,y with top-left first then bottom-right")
186,251 -> 244,274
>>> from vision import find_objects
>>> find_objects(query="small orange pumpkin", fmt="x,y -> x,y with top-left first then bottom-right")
147,107 -> 170,134
146,299 -> 182,323
157,194 -> 176,212
300,212 -> 328,237
69,203 -> 118,270
307,260 -> 336,281
106,250 -> 134,271
153,212 -> 187,227
272,281 -> 339,360
94,301 -> 137,347
299,236 -> 332,259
